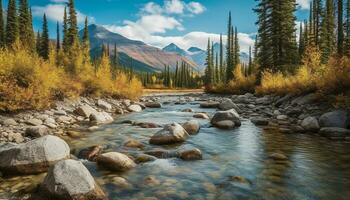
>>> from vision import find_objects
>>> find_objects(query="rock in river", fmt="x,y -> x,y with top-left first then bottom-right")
128,104 -> 143,112
251,118 -> 269,126
182,120 -> 200,135
149,123 -> 189,145
0,135 -> 70,175
301,116 -> 320,131
211,109 -> 241,129
177,148 -> 202,161
97,152 -> 136,171
319,127 -> 350,138
89,112 -> 113,124
193,113 -> 209,119
78,145 -> 103,161
40,159 -> 106,200
319,110 -> 350,129
218,98 -> 240,112
145,102 -> 162,108
200,101 -> 220,108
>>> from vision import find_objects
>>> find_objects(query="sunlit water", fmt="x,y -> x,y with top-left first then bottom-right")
1,95 -> 350,200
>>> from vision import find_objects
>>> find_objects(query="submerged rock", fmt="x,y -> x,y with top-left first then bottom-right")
134,154 -> 157,163
40,159 -> 106,200
182,120 -> 200,135
134,122 -> 162,128
181,108 -> 194,112
0,135 -> 70,175
200,101 -> 220,108
97,152 -> 136,171
177,148 -> 202,161
144,148 -> 176,158
193,113 -> 209,119
78,145 -> 103,161
251,118 -> 269,126
123,139 -> 145,149
269,153 -> 288,160
149,123 -> 189,145
211,109 -> 241,129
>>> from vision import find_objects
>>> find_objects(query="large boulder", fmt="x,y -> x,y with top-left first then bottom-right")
97,100 -> 112,111
89,112 -> 113,124
25,125 -> 50,138
128,104 -> 143,112
0,135 -> 70,175
97,152 -> 136,171
319,110 -> 350,128
218,98 -> 240,112
182,120 -> 200,135
200,101 -> 220,108
145,102 -> 162,108
301,116 -> 320,131
211,109 -> 241,129
40,159 -> 106,200
74,105 -> 98,118
149,123 -> 189,145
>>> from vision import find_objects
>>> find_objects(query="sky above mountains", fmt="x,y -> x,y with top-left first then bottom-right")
3,0 -> 312,53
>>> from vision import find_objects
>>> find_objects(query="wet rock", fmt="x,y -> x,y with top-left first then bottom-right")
218,98 -> 240,112
143,176 -> 160,186
144,149 -> 176,158
25,125 -> 50,138
200,101 -> 220,108
97,100 -> 112,111
40,159 -> 106,200
269,153 -> 288,160
177,148 -> 202,161
145,102 -> 162,108
88,126 -> 99,131
319,110 -> 349,128
228,176 -> 251,185
0,135 -> 70,175
276,115 -> 288,120
66,131 -> 81,138
319,127 -> 350,138
182,120 -> 200,135
149,123 -> 189,145
251,118 -> 269,126
134,154 -> 157,163
181,108 -> 194,112
74,105 -> 98,118
193,113 -> 209,119
211,109 -> 241,129
128,104 -> 143,112
26,118 -> 43,126
2,118 -> 17,126
134,122 -> 161,128
111,177 -> 131,188
291,93 -> 318,105
301,116 -> 320,131
78,145 -> 103,161
89,112 -> 113,124
97,152 -> 136,171
123,139 -> 145,149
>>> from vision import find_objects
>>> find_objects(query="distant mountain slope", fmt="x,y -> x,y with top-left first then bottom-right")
162,43 -> 188,56
82,25 -> 197,72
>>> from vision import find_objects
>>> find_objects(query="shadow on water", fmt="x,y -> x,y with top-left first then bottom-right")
1,96 -> 350,200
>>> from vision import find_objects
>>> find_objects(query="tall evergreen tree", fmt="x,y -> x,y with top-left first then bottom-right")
226,12 -> 233,82
18,0 -> 34,49
338,0 -> 344,56
62,7 -> 69,52
346,0 -> 350,55
67,0 -> 79,46
248,46 -> 252,75
234,27 -> 240,67
40,14 -> 49,60
313,0 -> 323,46
299,22 -> 305,58
56,21 -> 60,53
320,0 -> 336,63
82,17 -> 89,45
204,38 -> 213,86
6,0 -> 18,47
0,0 -> 4,47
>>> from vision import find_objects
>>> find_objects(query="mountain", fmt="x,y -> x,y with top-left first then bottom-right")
82,24 -> 197,72
163,43 -> 251,72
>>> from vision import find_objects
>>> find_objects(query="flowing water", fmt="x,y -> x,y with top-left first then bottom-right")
1,94 -> 350,200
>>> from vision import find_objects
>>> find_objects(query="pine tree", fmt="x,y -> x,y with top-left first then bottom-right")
40,14 -> 49,60
67,0 -> 79,47
299,22 -> 305,58
338,0 -> 344,56
204,38 -> 213,86
248,46 -> 252,75
6,0 -> 18,47
215,52 -> 219,83
226,12 -> 233,82
219,33 -> 224,82
346,0 -> 350,55
62,7 -> 69,52
313,0 -> 323,46
0,0 -> 4,47
19,0 -> 34,49
234,27 -> 240,68
56,21 -> 60,53
320,0 -> 336,63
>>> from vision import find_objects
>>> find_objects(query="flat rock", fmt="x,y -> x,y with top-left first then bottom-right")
0,135 -> 70,175
269,153 -> 288,160
149,123 -> 189,145
97,152 -> 136,171
2,118 -> 18,126
276,115 -> 288,120
177,148 -> 202,161
40,159 -> 106,200
26,118 -> 43,126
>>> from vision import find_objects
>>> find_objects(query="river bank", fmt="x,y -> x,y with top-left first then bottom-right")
0,92 -> 350,199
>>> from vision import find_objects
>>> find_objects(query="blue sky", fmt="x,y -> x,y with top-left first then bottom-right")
2,0 -> 312,52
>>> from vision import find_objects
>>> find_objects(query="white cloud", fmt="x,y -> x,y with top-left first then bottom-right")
296,0 -> 311,10
142,2 -> 163,14
165,0 -> 185,14
187,2 -> 206,14
32,4 -> 95,24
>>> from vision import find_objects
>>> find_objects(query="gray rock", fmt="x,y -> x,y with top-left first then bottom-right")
251,118 -> 269,126
200,101 -> 220,108
269,153 -> 288,160
26,118 -> 43,126
182,120 -> 200,135
97,152 -> 136,171
149,123 -> 189,145
292,93 -> 318,105
301,116 -> 320,131
211,109 -> 241,129
57,116 -> 73,124
2,118 -> 18,126
277,115 -> 288,120
193,113 -> 209,119
89,112 -> 113,124
40,159 -> 106,200
54,110 -> 67,116
25,125 -> 50,138
0,135 -> 70,175
214,120 -> 235,129
74,105 -> 98,118
145,102 -> 162,108
218,98 -> 240,112
97,100 -> 112,111
7,132 -> 25,143
127,104 -> 142,112
319,127 -> 350,138
319,110 -> 349,128
177,148 -> 202,161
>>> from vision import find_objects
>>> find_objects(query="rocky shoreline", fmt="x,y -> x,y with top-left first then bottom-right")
0,92 -> 349,199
